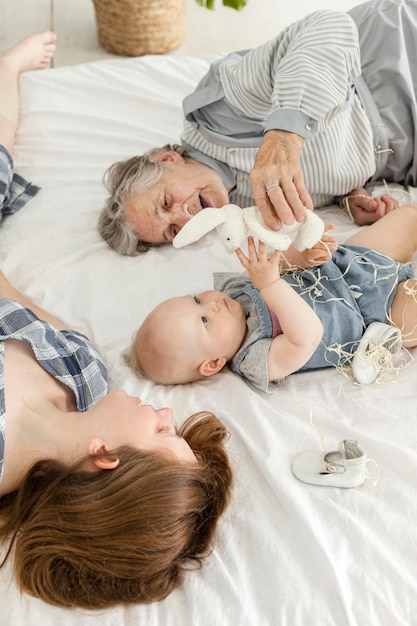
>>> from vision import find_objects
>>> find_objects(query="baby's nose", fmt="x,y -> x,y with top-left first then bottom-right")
209,299 -> 221,312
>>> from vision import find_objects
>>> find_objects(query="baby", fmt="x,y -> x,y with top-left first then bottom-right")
125,207 -> 417,392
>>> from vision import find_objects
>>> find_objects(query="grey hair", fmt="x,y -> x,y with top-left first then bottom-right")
98,144 -> 188,256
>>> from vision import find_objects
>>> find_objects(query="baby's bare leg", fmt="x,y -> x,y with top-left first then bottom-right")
0,31 -> 56,155
390,279 -> 417,348
345,205 -> 417,264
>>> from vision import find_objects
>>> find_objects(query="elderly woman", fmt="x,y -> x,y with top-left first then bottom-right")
99,0 -> 417,254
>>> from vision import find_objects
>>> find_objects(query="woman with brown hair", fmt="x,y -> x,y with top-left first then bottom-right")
0,268 -> 233,609
0,32 -> 232,610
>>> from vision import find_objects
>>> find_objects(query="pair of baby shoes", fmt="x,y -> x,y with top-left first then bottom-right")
291,440 -> 368,488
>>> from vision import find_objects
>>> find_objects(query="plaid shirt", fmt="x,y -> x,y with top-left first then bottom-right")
0,145 -> 40,220
0,299 -> 108,484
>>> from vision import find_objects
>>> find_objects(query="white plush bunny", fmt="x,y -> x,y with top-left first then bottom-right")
173,204 -> 325,253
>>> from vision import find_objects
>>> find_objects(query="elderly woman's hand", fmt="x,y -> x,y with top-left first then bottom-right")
249,129 -> 313,231
343,188 -> 399,225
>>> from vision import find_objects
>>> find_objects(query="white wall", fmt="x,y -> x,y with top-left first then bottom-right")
0,0 -> 362,66
180,0 -> 362,55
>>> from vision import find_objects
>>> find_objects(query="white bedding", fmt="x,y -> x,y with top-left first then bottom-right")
1,54 -> 417,626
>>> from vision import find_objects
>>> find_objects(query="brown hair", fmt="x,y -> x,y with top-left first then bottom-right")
98,144 -> 188,256
0,412 -> 232,609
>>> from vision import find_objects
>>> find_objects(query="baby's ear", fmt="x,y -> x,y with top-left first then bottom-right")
199,357 -> 226,377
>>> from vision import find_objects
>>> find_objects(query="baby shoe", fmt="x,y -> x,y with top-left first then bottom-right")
291,440 -> 367,488
352,322 -> 402,385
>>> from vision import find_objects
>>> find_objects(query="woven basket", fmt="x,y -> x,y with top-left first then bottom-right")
92,0 -> 187,56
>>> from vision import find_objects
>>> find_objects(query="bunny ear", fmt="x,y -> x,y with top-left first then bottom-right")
172,208 -> 227,248
243,206 -> 293,250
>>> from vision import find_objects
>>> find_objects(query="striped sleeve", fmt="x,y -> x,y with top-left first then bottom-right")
181,9 -> 376,207
219,10 -> 361,138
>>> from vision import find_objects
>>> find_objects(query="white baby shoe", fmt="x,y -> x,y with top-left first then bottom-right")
291,440 -> 367,488
352,322 -> 402,385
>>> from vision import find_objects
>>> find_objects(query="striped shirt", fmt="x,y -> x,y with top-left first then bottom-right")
0,300 -> 108,483
181,10 -> 376,209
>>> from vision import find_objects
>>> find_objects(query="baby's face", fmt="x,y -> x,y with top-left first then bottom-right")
164,290 -> 247,363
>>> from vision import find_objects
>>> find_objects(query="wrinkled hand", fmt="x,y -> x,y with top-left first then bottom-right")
344,188 -> 399,225
250,129 -> 313,231
235,237 -> 282,290
299,224 -> 337,267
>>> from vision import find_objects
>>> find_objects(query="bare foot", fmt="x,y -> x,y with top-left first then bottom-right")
0,31 -> 57,74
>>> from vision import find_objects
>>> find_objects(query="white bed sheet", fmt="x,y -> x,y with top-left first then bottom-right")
1,54 -> 417,626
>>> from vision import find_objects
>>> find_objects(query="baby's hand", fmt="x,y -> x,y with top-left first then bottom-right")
235,237 -> 282,290
299,224 -> 337,267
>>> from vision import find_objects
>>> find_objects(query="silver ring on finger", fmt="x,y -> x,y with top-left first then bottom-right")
265,183 -> 279,192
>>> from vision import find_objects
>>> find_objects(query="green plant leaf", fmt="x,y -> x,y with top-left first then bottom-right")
196,0 -> 247,9
223,0 -> 247,9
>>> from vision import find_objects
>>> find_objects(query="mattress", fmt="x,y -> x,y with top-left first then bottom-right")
0,52 -> 416,626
